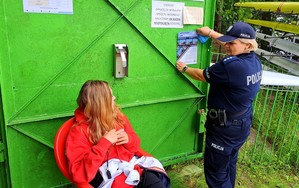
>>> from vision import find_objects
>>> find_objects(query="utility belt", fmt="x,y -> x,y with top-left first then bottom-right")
207,108 -> 247,127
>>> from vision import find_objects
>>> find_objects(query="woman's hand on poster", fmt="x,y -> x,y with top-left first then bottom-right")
196,26 -> 212,37
176,61 -> 187,72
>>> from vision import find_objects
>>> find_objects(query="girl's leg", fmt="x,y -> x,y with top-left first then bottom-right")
138,170 -> 165,188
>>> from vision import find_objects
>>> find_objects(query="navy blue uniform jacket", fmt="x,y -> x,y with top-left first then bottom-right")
203,52 -> 262,119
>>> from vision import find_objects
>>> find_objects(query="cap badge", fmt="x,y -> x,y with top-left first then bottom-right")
227,25 -> 233,32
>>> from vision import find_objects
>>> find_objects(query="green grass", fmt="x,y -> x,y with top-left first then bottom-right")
166,157 -> 299,188
166,131 -> 299,188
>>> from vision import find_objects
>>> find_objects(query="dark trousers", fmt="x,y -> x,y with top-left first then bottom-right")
90,168 -> 169,188
136,170 -> 166,188
204,117 -> 251,188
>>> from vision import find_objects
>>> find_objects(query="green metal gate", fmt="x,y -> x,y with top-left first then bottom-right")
0,0 -> 215,187
0,87 -> 9,188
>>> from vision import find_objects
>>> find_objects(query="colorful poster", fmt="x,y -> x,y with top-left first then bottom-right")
23,0 -> 73,14
176,31 -> 198,64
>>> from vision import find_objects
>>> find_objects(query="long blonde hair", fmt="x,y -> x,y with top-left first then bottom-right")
77,80 -> 123,144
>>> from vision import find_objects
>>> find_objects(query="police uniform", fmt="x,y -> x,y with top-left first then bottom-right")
203,52 -> 262,188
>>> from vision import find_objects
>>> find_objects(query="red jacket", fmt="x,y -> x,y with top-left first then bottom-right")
66,109 -> 143,187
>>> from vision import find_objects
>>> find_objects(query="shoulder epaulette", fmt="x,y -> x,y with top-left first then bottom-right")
222,56 -> 238,64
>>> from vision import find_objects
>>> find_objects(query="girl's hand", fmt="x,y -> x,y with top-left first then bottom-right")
103,129 -> 119,144
115,129 -> 129,145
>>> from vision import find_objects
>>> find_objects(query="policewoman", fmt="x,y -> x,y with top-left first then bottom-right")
176,22 -> 262,188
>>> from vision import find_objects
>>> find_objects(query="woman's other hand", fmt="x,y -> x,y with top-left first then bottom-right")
196,26 -> 212,36
197,26 -> 223,44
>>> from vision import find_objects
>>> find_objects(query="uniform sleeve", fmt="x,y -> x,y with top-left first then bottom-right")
203,61 -> 230,86
121,115 -> 140,152
65,125 -> 112,185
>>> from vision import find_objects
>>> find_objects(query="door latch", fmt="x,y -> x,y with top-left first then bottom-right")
114,44 -> 128,78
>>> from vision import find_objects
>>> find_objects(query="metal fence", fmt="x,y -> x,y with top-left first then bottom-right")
247,85 -> 299,167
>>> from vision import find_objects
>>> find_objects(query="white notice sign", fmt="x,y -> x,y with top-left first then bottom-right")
23,0 -> 73,14
151,1 -> 184,28
183,6 -> 203,25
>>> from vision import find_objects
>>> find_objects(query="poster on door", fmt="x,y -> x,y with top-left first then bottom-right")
176,31 -> 198,64
23,0 -> 73,14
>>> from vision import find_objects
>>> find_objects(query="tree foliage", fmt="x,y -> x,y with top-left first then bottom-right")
214,0 -> 282,33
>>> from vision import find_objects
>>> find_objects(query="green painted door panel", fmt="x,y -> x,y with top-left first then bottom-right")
0,90 -> 9,188
0,0 -> 215,187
